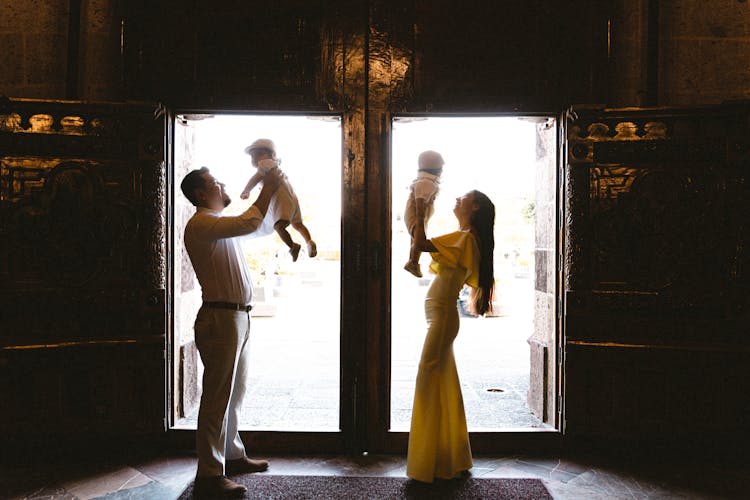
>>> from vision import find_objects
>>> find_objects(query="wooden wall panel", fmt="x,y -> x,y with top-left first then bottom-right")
563,104 -> 750,441
122,0 -> 609,112
123,0 -> 334,111
0,99 -> 166,439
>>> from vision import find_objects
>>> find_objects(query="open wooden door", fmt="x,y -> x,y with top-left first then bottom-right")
562,102 -> 750,439
0,98 -> 168,444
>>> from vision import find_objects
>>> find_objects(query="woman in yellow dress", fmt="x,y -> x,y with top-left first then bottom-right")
406,190 -> 495,483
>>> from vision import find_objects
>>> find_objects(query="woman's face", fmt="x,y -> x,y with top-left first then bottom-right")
453,191 -> 477,224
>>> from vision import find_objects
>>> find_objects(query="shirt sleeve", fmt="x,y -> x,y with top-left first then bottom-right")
428,230 -> 480,287
190,205 -> 265,240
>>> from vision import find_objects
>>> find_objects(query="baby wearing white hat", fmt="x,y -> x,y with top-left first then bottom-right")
241,138 -> 317,261
403,150 -> 444,277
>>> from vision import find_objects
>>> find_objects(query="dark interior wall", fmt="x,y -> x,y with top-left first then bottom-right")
120,0 -> 611,111
118,0 -> 750,110
658,0 -> 750,105
0,0 -> 70,98
1,0 -> 749,452
2,1 -> 748,106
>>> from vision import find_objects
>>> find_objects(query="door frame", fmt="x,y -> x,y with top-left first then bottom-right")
365,111 -> 566,454
163,107 -> 567,455
165,108 -> 353,454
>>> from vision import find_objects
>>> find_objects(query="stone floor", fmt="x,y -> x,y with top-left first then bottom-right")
3,449 -> 747,499
30,263 -> 742,499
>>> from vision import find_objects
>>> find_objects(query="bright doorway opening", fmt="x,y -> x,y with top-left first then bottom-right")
390,115 -> 558,431
172,114 -> 342,431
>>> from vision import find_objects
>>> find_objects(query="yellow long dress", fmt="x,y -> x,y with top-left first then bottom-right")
406,230 -> 479,483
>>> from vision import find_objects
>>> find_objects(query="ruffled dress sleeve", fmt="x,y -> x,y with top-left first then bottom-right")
428,230 -> 480,287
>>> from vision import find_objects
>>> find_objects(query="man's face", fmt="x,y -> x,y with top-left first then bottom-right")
198,172 -> 231,210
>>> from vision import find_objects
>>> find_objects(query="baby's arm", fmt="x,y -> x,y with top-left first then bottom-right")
240,171 -> 264,200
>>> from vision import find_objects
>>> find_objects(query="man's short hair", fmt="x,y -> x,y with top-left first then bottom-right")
181,166 -> 210,206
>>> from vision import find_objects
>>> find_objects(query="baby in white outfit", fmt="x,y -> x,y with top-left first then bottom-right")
241,138 -> 317,261
403,150 -> 444,277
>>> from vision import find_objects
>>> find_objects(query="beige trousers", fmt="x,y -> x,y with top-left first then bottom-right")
194,307 -> 251,477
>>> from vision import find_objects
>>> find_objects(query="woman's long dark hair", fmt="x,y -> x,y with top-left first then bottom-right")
469,190 -> 495,316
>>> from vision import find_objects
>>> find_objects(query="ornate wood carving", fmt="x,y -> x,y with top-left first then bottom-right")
563,104 -> 750,438
0,100 -> 166,342
0,99 -> 166,436
565,106 -> 749,325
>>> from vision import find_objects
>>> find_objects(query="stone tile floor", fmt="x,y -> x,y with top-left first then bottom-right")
3,450 -> 747,499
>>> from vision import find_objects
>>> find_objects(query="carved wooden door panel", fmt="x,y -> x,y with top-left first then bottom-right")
563,103 -> 750,437
0,99 -> 167,437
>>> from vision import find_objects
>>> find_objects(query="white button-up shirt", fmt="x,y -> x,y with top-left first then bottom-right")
184,205 -> 264,305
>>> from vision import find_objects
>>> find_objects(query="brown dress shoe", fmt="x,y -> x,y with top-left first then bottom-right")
225,456 -> 269,475
194,475 -> 247,498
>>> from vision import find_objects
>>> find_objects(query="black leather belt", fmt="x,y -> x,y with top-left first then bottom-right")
203,301 -> 253,312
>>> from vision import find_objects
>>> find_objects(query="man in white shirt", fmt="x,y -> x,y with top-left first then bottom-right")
180,165 -> 282,498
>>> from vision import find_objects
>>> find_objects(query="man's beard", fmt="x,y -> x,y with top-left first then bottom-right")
223,195 -> 231,207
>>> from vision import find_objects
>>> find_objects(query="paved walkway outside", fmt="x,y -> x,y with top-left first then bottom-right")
177,259 -> 544,431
